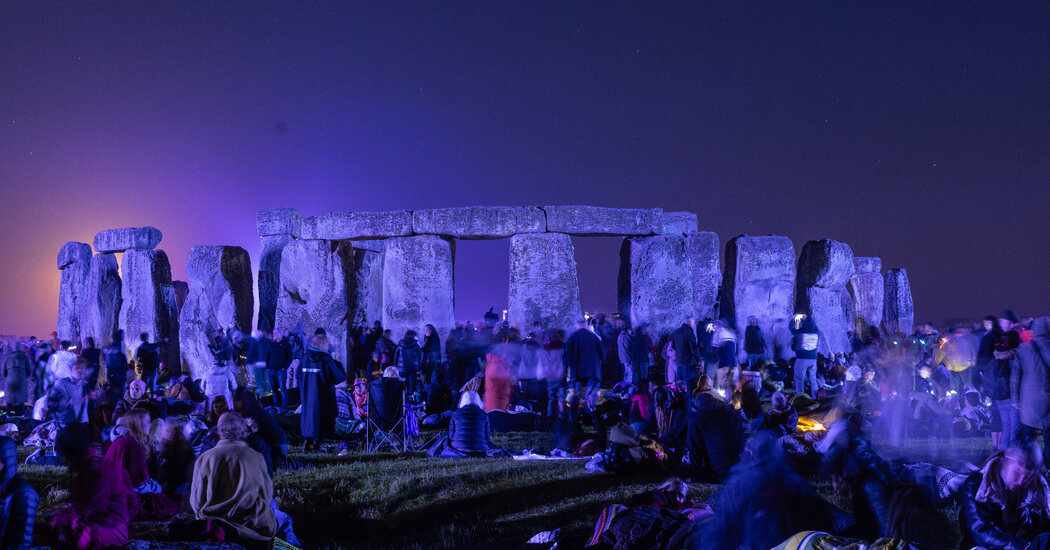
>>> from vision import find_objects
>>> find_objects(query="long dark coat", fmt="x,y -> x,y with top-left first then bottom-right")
298,347 -> 346,438
3,351 -> 30,406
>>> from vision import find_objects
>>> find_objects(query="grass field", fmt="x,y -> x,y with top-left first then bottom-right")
17,431 -> 995,549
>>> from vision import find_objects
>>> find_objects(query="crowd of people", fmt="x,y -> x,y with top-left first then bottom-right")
0,306 -> 1047,549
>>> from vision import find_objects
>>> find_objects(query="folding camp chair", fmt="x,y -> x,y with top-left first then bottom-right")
365,377 -> 412,452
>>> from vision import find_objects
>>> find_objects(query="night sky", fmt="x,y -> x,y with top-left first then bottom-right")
2,2 -> 1048,337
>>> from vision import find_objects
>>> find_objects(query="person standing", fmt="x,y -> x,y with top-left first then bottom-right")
247,330 -> 272,397
421,324 -> 442,385
394,330 -> 423,396
80,337 -> 102,390
1013,317 -> 1050,461
616,321 -> 633,384
134,334 -> 160,392
3,342 -> 30,416
102,331 -> 128,395
564,319 -> 604,422
792,315 -> 820,396
298,333 -> 346,452
266,329 -> 292,409
743,316 -> 766,369
671,316 -> 700,389
629,324 -> 652,385
935,326 -> 978,392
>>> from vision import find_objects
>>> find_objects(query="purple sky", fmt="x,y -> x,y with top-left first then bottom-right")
2,3 -> 1048,336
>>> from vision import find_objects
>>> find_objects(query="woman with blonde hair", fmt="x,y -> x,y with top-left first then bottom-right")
104,409 -> 179,520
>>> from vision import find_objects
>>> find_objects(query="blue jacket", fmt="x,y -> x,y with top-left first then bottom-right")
449,404 -> 490,454
564,329 -> 604,381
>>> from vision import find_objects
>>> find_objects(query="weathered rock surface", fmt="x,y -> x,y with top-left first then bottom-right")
57,242 -> 92,342
661,212 -> 699,235
508,233 -> 581,334
382,236 -> 455,343
300,211 -> 413,240
93,227 -> 163,253
849,258 -> 884,338
686,232 -> 721,321
119,249 -> 179,368
543,205 -> 662,236
57,241 -> 92,270
883,268 -> 914,336
618,236 -> 693,337
82,253 -> 122,347
172,281 -> 189,313
720,235 -> 796,357
795,239 -> 856,355
256,208 -> 301,237
412,206 -> 546,239
275,239 -> 353,363
257,234 -> 293,331
853,257 -> 882,274
348,241 -> 385,327
180,246 -> 254,380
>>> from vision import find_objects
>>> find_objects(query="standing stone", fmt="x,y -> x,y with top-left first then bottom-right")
719,235 -> 796,357
275,239 -> 353,363
93,227 -> 163,253
348,240 -> 385,327
180,246 -> 254,380
617,236 -> 693,337
883,268 -> 914,336
82,253 -> 122,348
172,281 -> 189,313
509,233 -> 581,334
382,235 -> 455,344
412,206 -> 546,239
795,239 -> 856,356
119,249 -> 180,369
57,242 -> 92,342
258,234 -> 294,331
849,257 -> 884,338
543,205 -> 662,236
686,232 -> 721,322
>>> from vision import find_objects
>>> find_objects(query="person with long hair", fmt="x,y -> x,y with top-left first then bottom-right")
104,409 -> 179,520
421,324 -> 442,384
959,443 -> 1050,550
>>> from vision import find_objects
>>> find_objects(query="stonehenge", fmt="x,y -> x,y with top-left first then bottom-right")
795,239 -> 856,356
55,205 -> 915,382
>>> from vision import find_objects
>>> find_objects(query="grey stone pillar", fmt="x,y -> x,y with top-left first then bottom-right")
618,235 -> 693,338
508,233 -> 581,334
82,253 -> 122,347
257,208 -> 301,331
56,242 -> 92,342
720,235 -> 796,356
275,239 -> 353,363
180,246 -> 254,380
849,257 -> 884,338
795,239 -> 856,356
348,240 -> 385,327
382,235 -> 455,343
883,268 -> 914,336
687,232 -> 721,322
119,249 -> 180,369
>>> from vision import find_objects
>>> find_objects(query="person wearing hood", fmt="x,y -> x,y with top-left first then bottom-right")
0,436 -> 38,549
394,330 -> 423,396
1013,317 -> 1050,462
682,376 -> 745,482
3,341 -> 31,416
298,333 -> 346,452
791,315 -> 820,396
113,379 -> 159,421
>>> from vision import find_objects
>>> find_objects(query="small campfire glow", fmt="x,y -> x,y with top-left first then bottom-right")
797,417 -> 826,433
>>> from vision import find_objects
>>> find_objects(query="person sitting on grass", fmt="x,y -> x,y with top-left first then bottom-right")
105,409 -> 180,520
761,391 -> 799,436
430,390 -> 492,457
47,423 -> 133,550
959,443 -> 1050,550
190,412 -> 277,548
113,379 -> 160,421
681,375 -> 745,483
0,436 -> 38,549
